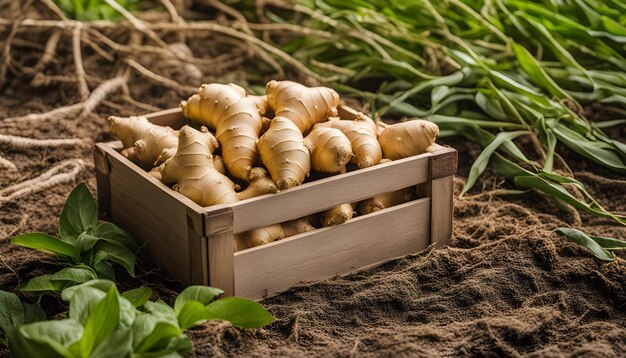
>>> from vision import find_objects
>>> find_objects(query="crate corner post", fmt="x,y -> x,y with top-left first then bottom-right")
205,207 -> 236,297
428,146 -> 458,248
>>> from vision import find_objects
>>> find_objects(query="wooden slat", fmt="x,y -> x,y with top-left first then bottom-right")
101,142 -> 204,285
208,230 -> 235,296
234,198 -> 431,299
188,211 -> 208,285
430,175 -> 453,247
143,107 -> 187,128
93,144 -> 112,220
230,153 -> 431,233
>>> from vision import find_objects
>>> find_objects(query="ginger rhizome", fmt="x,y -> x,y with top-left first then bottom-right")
378,120 -> 439,160
304,127 -> 353,174
236,167 -> 280,200
321,203 -> 357,227
180,83 -> 263,181
235,215 -> 318,252
317,117 -> 382,169
266,80 -> 341,133
359,188 -> 416,215
258,117 -> 311,190
159,126 -> 239,206
108,116 -> 178,170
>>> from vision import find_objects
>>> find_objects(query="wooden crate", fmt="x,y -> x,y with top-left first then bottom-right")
94,107 -> 457,299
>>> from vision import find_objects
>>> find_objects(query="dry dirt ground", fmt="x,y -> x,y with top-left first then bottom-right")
1,20 -> 625,358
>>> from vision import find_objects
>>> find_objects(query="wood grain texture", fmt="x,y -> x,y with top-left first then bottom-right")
188,211 -> 208,285
429,145 -> 458,179
430,175 -> 453,248
94,144 -> 112,220
208,230 -> 235,296
230,153 -> 431,233
337,104 -> 373,122
100,142 -> 204,285
234,198 -> 431,299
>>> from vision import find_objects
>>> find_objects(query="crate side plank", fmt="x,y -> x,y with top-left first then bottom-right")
233,198 -> 431,299
229,154 -> 431,233
105,146 -> 197,284
143,107 -> 186,128
208,230 -> 235,296
430,175 -> 454,248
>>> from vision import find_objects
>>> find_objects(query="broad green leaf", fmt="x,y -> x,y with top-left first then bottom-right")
93,242 -> 136,277
462,131 -> 530,195
17,319 -> 83,357
20,275 -> 68,293
555,228 -> 615,261
93,222 -> 137,251
204,297 -> 275,329
79,285 -> 120,357
11,233 -> 79,260
553,124 -> 626,173
93,261 -> 115,280
51,266 -> 98,284
135,322 -> 182,353
176,301 -> 211,330
67,286 -> 106,325
22,303 -> 47,326
90,327 -> 133,358
59,183 -> 98,243
75,232 -> 103,253
122,288 -> 153,308
0,290 -> 24,334
174,286 -> 223,315
144,301 -> 178,326
62,279 -> 115,301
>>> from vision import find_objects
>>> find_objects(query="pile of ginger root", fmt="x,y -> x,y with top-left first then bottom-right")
107,80 -> 440,251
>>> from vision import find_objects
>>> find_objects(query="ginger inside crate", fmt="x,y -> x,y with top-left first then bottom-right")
234,185 -> 426,252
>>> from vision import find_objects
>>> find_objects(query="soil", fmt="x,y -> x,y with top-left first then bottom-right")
1,19 -> 625,357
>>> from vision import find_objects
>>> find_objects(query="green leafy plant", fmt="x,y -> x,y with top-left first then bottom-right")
556,227 -> 626,261
11,183 -> 137,293
235,0 -> 626,225
55,0 -> 140,21
1,280 -> 275,357
0,291 -> 46,345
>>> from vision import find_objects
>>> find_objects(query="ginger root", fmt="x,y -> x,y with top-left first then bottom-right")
305,127 -> 353,174
321,203 -> 357,227
378,120 -> 439,160
107,116 -> 178,170
159,125 -> 239,206
236,167 -> 279,200
235,215 -> 318,251
359,188 -> 416,215
317,117 -> 382,169
258,117 -> 311,190
181,83 -> 263,181
266,80 -> 340,133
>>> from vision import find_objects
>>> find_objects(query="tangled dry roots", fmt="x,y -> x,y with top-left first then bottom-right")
0,0 -> 317,196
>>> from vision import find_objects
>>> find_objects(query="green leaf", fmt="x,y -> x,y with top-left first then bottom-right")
67,286 -> 106,325
20,275 -> 68,293
93,242 -> 136,277
93,261 -> 116,281
59,183 -> 98,243
512,42 -> 571,99
11,233 -> 80,260
174,286 -> 223,315
90,327 -> 133,358
62,279 -> 115,301
93,222 -> 137,251
16,319 -> 83,357
51,266 -> 98,285
122,288 -> 152,308
176,301 -> 211,330
462,131 -> 530,195
0,290 -> 25,334
204,297 -> 275,329
588,235 -> 626,251
135,322 -> 183,353
555,228 -> 615,261
79,285 -> 120,356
